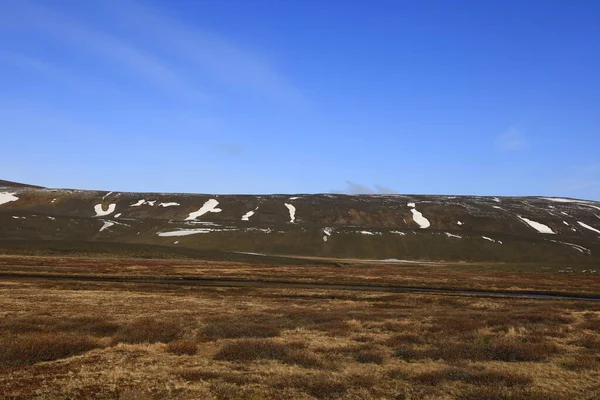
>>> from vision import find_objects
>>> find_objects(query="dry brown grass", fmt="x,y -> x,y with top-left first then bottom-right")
413,366 -> 532,386
166,340 -> 197,356
0,254 -> 599,399
213,338 -> 326,369
200,317 -> 280,340
0,333 -> 100,367
113,317 -> 182,344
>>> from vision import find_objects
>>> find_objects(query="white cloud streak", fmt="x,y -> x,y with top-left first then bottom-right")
494,127 -> 528,151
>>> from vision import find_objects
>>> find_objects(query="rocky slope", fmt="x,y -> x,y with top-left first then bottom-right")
1,180 -> 600,263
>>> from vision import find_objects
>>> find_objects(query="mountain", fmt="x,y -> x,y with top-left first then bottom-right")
1,180 -> 600,263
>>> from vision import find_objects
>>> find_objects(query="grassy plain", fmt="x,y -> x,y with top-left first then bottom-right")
0,254 -> 599,399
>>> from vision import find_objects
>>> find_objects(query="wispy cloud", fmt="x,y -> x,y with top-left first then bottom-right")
8,0 -> 208,101
215,142 -> 243,157
494,127 -> 528,151
105,0 -> 305,104
332,181 -> 397,195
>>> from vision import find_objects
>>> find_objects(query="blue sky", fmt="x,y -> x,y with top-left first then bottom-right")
1,0 -> 599,199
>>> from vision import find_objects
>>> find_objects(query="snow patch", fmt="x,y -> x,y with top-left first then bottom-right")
93,203 -> 116,217
544,197 -> 583,203
563,221 -> 569,226
174,241 -> 179,244
445,232 -> 462,239
323,236 -> 328,242
366,259 -> 440,264
51,198 -> 57,203
114,213 -> 122,218
284,203 -> 296,223
391,231 -> 406,236
457,221 -> 463,225
550,240 -> 590,255
242,207 -> 258,221
0,192 -> 19,206
47,216 -> 55,221
131,199 -> 156,207
518,216 -> 555,234
289,197 -> 300,200
407,202 -> 416,208
158,229 -> 215,237
323,227 -> 333,236
359,231 -> 374,235
482,236 -> 502,244
159,202 -> 180,207
577,221 -> 600,235
186,199 -> 222,220
410,208 -> 430,229
102,191 -> 113,200
99,221 -> 114,232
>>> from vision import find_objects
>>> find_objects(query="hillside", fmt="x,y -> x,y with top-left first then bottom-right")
1,180 -> 600,263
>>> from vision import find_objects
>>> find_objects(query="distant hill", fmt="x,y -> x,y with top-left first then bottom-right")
0,179 -> 44,188
1,180 -> 600,263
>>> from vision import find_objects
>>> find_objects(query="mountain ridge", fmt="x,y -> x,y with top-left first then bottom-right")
2,180 -> 600,264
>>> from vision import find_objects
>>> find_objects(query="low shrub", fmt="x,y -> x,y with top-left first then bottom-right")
166,340 -> 197,355
114,317 -> 181,344
0,333 -> 100,366
200,318 -> 280,340
213,339 -> 324,369
354,348 -> 386,364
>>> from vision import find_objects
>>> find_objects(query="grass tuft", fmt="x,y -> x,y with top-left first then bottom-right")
166,340 -> 197,355
0,333 -> 100,366
114,317 -> 181,344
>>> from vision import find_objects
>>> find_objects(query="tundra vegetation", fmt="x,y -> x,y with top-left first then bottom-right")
0,254 -> 599,399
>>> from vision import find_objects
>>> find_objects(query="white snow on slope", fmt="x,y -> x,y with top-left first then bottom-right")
159,202 -> 180,207
242,207 -> 258,221
289,197 -> 300,200
544,197 -> 600,211
99,221 -> 114,232
366,259 -> 440,264
407,203 -> 430,229
550,240 -> 590,255
457,221 -> 463,225
186,199 -> 222,220
518,216 -> 555,234
391,231 -> 406,236
323,227 -> 333,242
544,197 -> 584,203
102,191 -> 113,200
493,197 -> 501,202
445,232 -> 462,239
48,216 -> 55,221
578,221 -> 600,235
93,203 -> 116,217
482,236 -> 502,244
114,213 -> 122,218
0,192 -> 19,206
131,199 -> 156,207
284,203 -> 296,223
158,228 -> 230,237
